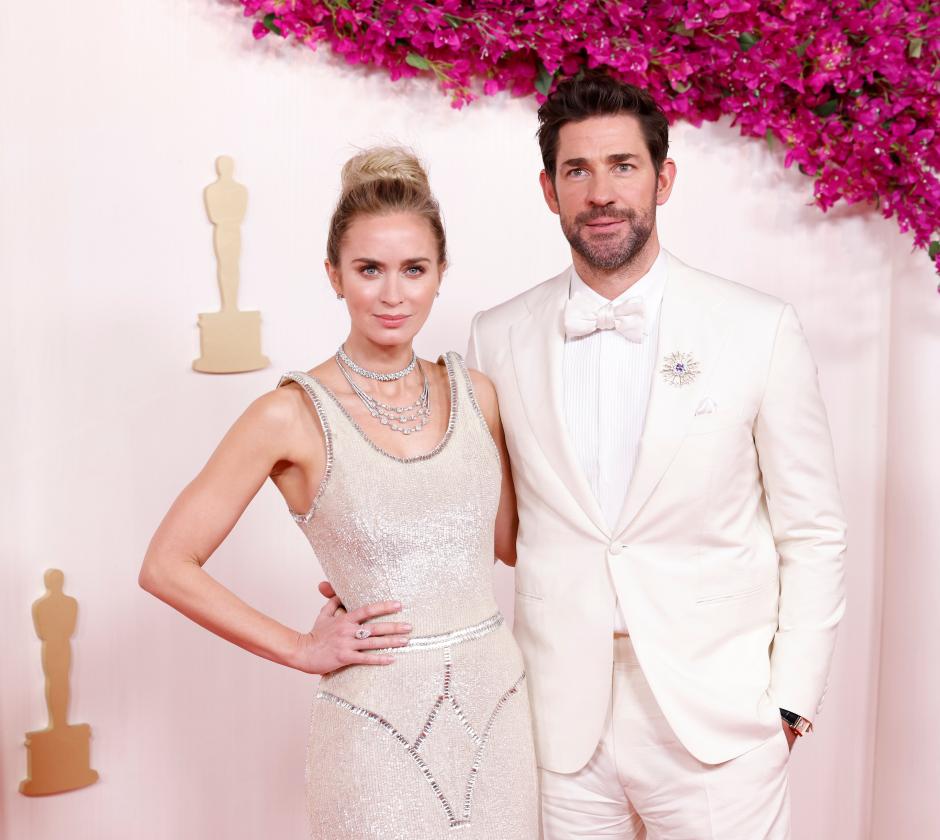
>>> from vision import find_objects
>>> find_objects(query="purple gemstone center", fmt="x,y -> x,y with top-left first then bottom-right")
675,363 -> 686,373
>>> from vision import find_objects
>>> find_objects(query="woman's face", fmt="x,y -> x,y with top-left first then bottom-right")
327,212 -> 443,352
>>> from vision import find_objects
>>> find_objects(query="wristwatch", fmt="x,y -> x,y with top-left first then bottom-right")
780,708 -> 812,737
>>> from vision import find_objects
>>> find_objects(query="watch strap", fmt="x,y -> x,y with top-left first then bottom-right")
780,708 -> 812,736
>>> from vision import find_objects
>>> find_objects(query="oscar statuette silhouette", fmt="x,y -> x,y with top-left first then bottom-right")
193,155 -> 270,373
20,570 -> 99,796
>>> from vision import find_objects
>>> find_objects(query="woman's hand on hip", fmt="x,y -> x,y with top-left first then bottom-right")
292,596 -> 411,675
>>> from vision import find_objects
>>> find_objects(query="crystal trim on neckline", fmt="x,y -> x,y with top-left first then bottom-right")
305,352 -> 460,464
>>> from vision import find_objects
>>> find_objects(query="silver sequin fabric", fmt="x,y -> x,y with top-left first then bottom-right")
277,353 -> 539,840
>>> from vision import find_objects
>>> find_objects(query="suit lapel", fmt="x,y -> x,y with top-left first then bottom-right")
509,269 -> 610,538
613,253 -> 730,536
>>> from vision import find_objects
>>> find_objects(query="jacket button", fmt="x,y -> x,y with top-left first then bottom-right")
609,542 -> 625,555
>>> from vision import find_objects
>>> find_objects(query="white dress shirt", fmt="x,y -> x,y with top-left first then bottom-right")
562,249 -> 667,633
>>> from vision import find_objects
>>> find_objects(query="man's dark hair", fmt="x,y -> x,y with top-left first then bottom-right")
537,72 -> 670,179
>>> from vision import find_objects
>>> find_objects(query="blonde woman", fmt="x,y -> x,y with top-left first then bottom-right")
140,147 -> 538,838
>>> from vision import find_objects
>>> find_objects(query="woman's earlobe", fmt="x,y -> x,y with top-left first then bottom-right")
325,260 -> 344,299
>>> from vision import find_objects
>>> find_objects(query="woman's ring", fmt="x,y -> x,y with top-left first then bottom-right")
354,627 -> 371,640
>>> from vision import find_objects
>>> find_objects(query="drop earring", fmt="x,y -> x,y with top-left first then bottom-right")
336,292 -> 344,300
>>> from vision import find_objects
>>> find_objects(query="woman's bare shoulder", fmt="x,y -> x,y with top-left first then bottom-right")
466,367 -> 496,402
463,366 -> 499,427
252,362 -> 333,428
242,385 -> 308,434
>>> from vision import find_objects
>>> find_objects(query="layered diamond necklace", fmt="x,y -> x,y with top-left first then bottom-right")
335,344 -> 431,436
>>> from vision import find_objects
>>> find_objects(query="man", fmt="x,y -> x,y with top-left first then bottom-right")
466,73 -> 846,839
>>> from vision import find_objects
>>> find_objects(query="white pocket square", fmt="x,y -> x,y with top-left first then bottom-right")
695,397 -> 718,416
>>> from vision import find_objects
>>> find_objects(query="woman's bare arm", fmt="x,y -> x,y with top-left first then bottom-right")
468,369 -> 519,566
139,387 -> 409,674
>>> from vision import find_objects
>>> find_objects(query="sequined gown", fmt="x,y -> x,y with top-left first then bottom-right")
277,353 -> 539,840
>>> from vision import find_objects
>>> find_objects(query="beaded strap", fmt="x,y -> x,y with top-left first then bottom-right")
276,372 -> 334,523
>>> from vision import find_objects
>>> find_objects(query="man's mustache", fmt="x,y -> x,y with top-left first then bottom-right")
574,207 -> 638,225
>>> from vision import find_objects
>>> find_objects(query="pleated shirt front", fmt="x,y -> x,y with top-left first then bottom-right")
562,249 -> 667,633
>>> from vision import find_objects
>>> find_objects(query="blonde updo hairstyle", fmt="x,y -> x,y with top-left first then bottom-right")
326,146 -> 447,267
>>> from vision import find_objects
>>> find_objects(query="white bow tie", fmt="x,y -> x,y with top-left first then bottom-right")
563,294 -> 646,342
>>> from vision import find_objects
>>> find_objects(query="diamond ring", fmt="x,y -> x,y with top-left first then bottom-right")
354,627 -> 371,640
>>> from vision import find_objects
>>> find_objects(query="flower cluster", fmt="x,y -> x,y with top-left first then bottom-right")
240,0 -> 940,280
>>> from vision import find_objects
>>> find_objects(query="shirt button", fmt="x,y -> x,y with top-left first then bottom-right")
609,542 -> 625,555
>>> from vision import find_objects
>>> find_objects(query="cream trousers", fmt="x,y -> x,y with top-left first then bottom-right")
539,636 -> 791,840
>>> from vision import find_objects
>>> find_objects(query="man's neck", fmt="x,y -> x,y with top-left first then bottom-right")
571,233 -> 662,301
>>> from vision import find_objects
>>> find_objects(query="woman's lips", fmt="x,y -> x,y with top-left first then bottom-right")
375,314 -> 410,327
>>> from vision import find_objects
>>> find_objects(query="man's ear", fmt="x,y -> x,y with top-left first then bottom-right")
655,159 -> 677,207
539,169 -> 561,216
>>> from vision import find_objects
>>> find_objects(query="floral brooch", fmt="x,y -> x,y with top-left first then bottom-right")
661,351 -> 700,387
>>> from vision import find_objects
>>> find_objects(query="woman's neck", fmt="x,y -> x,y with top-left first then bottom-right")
337,336 -> 425,401
341,336 -> 415,375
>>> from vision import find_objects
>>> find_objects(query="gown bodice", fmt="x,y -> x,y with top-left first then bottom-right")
277,352 -> 502,635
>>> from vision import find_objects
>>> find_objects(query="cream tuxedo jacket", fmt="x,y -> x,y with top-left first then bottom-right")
467,251 -> 847,771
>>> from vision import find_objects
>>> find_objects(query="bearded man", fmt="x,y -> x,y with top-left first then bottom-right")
467,72 -> 847,840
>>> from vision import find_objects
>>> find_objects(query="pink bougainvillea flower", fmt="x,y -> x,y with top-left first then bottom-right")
239,0 -> 940,284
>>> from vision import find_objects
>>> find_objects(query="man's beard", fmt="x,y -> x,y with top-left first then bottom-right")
561,200 -> 656,272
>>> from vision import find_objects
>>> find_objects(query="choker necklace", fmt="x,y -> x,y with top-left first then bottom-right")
335,352 -> 431,437
336,345 -> 416,381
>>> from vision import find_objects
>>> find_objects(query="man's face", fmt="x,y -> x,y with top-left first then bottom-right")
540,114 -> 675,271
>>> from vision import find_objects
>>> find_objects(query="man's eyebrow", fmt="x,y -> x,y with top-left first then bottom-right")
560,152 -> 639,168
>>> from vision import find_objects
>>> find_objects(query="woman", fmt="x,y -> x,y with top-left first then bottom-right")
139,147 -> 539,838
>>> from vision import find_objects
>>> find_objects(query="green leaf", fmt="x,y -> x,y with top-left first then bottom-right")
444,13 -> 462,29
671,80 -> 691,93
406,53 -> 431,71
670,24 -> 695,38
813,99 -> 839,117
262,13 -> 283,37
738,32 -> 760,51
765,128 -> 775,150
535,61 -> 555,97
795,37 -> 813,57
908,37 -> 924,59
929,241 -> 940,259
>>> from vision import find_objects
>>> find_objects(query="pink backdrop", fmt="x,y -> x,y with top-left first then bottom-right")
1,2 -> 938,839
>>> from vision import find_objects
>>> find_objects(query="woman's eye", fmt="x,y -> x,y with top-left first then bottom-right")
405,266 -> 425,276
360,266 -> 380,276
